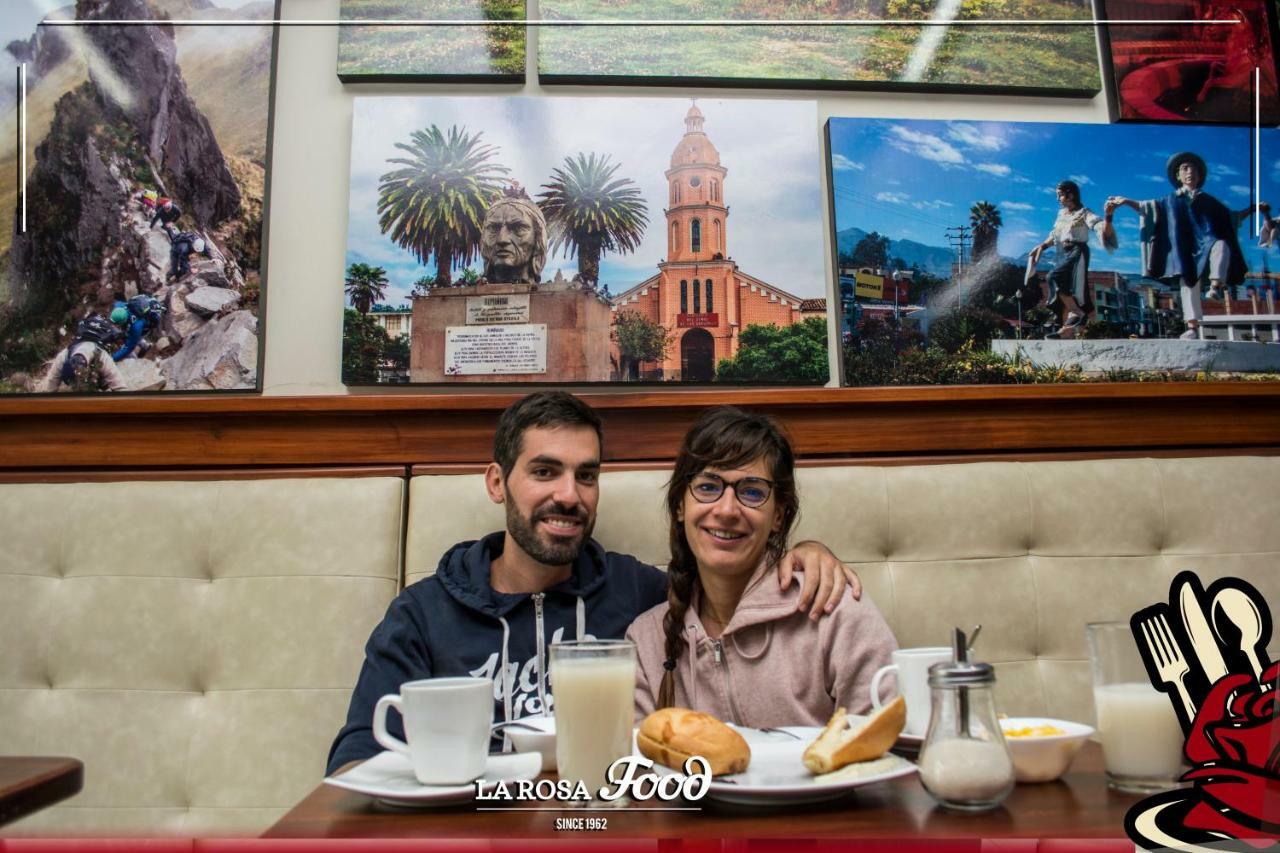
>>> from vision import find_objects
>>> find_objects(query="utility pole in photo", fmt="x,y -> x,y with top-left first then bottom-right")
946,225 -> 971,308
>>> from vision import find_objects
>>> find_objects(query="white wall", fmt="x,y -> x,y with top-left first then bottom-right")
262,0 -> 1111,395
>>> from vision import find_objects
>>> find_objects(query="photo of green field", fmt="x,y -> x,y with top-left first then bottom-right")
338,0 -> 525,81
539,0 -> 1100,94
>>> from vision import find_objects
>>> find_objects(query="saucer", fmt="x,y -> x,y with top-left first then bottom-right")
325,750 -> 541,807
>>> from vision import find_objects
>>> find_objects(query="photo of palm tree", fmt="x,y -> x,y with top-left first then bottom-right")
539,0 -> 1100,95
344,96 -> 829,386
338,0 -> 524,82
539,152 -> 649,289
377,125 -> 511,287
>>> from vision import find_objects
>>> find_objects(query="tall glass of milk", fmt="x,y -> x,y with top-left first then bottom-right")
1087,622 -> 1187,793
549,639 -> 636,803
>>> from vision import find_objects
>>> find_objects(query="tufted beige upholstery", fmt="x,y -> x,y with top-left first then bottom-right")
5,457 -> 1276,836
409,457 -> 1280,727
0,476 -> 405,835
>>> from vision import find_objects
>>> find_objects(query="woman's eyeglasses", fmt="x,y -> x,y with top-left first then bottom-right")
688,472 -> 774,508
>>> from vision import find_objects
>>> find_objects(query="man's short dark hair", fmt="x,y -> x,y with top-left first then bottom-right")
493,392 -> 604,478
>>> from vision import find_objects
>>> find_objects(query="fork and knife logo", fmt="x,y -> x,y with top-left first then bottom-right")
1131,570 -> 1272,732
1123,571 -> 1276,852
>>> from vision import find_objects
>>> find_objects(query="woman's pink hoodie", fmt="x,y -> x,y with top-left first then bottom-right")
625,564 -> 899,726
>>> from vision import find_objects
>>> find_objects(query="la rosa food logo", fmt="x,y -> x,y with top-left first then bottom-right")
476,755 -> 712,803
1124,571 -> 1277,852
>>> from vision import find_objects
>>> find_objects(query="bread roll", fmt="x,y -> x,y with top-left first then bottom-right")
802,697 -> 906,774
637,708 -> 751,776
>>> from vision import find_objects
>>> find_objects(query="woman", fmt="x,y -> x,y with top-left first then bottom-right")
1028,180 -> 1117,339
626,407 -> 898,726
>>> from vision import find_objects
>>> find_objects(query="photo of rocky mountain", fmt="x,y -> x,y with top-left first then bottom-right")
0,0 -> 277,394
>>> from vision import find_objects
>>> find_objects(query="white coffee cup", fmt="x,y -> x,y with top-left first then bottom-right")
869,647 -> 953,737
373,677 -> 492,785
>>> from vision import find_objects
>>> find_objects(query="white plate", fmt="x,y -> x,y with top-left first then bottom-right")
654,725 -> 918,806
755,721 -> 922,750
325,750 -> 541,807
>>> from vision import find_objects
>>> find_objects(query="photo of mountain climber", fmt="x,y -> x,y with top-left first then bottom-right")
112,294 -> 167,361
0,0 -> 277,394
38,311 -> 128,393
165,226 -> 211,282
150,197 -> 183,231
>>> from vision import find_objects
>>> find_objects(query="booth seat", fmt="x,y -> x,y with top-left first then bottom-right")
409,456 -> 1280,727
0,474 -> 405,835
3,456 -> 1277,836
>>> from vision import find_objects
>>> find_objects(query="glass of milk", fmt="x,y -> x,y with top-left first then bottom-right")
1086,622 -> 1187,793
549,639 -> 636,803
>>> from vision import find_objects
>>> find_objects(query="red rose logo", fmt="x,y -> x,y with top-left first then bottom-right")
1179,663 -> 1280,846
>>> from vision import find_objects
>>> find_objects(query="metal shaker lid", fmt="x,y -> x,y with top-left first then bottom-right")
928,660 -> 995,687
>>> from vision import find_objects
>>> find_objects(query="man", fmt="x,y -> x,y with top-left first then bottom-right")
39,310 -> 128,392
480,186 -> 546,285
112,293 -> 166,361
1028,180 -> 1116,339
1107,153 -> 1261,340
165,225 -> 208,281
150,197 -> 181,230
327,392 -> 860,774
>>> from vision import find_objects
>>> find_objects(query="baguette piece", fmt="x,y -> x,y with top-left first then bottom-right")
802,697 -> 906,774
637,708 -> 751,776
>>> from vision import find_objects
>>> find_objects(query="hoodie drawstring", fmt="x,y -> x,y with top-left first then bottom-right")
685,621 -> 701,710
732,623 -> 773,661
576,597 -> 585,639
498,615 -> 513,752
533,594 -> 548,718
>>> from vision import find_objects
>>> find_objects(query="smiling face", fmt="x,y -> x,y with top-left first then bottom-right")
493,425 -> 600,568
679,456 -> 782,582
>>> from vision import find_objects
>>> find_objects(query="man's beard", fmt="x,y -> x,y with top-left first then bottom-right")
505,499 -> 595,567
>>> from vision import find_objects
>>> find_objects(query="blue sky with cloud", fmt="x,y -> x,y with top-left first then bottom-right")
829,118 -> 1280,280
347,96 -> 825,308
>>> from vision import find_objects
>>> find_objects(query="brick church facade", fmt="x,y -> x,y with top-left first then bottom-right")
609,103 -> 825,381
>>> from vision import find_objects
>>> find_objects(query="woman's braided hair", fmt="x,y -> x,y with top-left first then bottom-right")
656,406 -> 799,709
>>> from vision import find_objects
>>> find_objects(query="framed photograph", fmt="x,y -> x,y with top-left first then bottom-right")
1,0 -> 278,394
826,117 -> 1280,386
338,0 -> 525,83
344,96 -> 830,386
1098,0 -> 1280,124
538,0 -> 1100,96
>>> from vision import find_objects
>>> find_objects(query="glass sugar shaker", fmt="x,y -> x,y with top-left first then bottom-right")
917,627 -> 1015,811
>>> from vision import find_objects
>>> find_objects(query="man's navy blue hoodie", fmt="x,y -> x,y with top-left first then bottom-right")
326,532 -> 668,774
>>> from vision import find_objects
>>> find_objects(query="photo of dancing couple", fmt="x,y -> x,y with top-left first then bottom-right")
827,118 -> 1280,385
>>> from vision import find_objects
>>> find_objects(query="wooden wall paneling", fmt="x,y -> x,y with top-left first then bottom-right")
1,385 -> 1278,469
0,466 -> 409,484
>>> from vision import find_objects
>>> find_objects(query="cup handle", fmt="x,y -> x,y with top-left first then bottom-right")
869,664 -> 898,710
373,694 -> 409,757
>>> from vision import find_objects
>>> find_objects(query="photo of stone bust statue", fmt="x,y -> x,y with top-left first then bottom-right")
481,189 -> 548,285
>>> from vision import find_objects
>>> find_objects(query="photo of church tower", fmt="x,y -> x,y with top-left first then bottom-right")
610,103 -> 826,381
